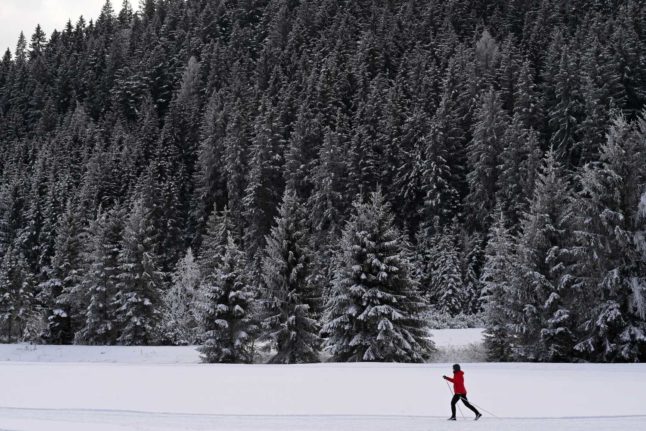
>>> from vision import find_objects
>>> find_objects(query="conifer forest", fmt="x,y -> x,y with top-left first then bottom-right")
0,0 -> 645,363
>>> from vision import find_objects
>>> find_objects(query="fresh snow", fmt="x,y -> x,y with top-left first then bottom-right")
429,328 -> 484,348
0,328 -> 485,364
1,328 -> 644,431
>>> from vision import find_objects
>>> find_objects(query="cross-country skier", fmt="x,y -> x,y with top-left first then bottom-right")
443,363 -> 482,421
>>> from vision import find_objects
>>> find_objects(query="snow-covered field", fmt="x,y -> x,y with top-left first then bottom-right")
1,329 -> 644,431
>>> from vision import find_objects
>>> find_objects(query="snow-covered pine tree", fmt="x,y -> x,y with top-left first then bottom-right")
429,222 -> 464,317
510,150 -> 575,361
0,245 -> 34,342
115,197 -> 164,345
633,191 -> 646,342
475,29 -> 500,90
76,206 -> 125,345
390,106 -> 431,232
418,113 -> 461,227
45,200 -> 85,344
548,44 -> 583,167
197,234 -> 258,363
461,232 -> 485,315
308,124 -> 348,236
192,91 -> 228,246
307,121 -> 350,308
198,204 -> 235,273
322,189 -> 433,362
481,207 -> 515,362
513,57 -> 543,132
466,88 -> 509,231
162,248 -> 200,345
412,223 -> 435,304
0,185 -> 11,258
155,56 -> 202,261
242,96 -> 285,259
496,114 -> 543,227
222,98 -> 250,236
572,114 -> 646,362
576,31 -> 625,165
260,189 -> 320,364
284,105 -> 322,200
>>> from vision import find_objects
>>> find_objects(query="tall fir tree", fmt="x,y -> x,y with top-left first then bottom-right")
197,234 -> 258,363
428,222 -> 465,317
260,190 -> 319,364
514,57 -> 543,131
115,197 -> 164,345
572,114 -> 646,361
509,151 -> 576,361
496,114 -> 543,227
548,45 -> 583,167
466,88 -> 509,231
243,97 -> 285,259
322,190 -> 433,362
0,245 -> 34,342
162,248 -> 200,345
481,208 -> 515,362
461,232 -> 485,314
198,204 -> 235,273
44,200 -> 85,344
76,206 -> 125,345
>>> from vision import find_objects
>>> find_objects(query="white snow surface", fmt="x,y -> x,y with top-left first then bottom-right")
0,328 -> 485,364
1,328 -> 645,431
0,343 -> 201,364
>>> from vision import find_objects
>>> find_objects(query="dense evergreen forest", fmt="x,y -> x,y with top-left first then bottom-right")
0,0 -> 645,363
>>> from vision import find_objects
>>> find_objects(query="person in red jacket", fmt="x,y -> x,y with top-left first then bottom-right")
442,364 -> 482,421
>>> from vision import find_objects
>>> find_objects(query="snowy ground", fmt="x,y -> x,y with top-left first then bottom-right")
1,329 -> 645,431
0,328 -> 485,364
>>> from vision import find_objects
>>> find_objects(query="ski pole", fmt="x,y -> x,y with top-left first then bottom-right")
464,399 -> 499,418
445,379 -> 466,419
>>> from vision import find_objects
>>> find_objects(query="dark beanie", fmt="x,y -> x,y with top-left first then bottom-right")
453,363 -> 461,372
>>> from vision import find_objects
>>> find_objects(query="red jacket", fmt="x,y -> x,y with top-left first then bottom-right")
445,370 -> 467,395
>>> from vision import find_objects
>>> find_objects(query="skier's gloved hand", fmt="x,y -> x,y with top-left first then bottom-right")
442,375 -> 448,379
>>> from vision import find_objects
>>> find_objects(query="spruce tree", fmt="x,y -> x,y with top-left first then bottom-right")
115,197 -> 163,345
192,91 -> 228,245
45,200 -> 85,344
198,204 -> 235,273
510,151 -> 575,361
308,125 -> 348,236
307,124 -> 348,310
76,207 -> 124,345
573,115 -> 646,361
496,114 -> 543,227
461,232 -> 485,315
222,98 -> 250,235
481,208 -> 515,362
243,97 -> 285,259
514,57 -> 543,131
260,190 -> 319,364
466,89 -> 509,230
548,45 -> 583,167
428,222 -> 464,317
197,234 -> 258,363
415,113 -> 461,228
322,190 -> 433,362
162,248 -> 200,345
0,245 -> 34,342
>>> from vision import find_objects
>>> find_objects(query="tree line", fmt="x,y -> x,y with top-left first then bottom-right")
0,0 -> 644,362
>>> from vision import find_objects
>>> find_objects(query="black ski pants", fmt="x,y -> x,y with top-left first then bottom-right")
450,394 -> 480,418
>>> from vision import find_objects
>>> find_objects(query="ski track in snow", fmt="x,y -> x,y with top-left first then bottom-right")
1,408 -> 646,431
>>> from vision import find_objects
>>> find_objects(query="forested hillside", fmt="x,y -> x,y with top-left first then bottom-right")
0,0 -> 645,362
